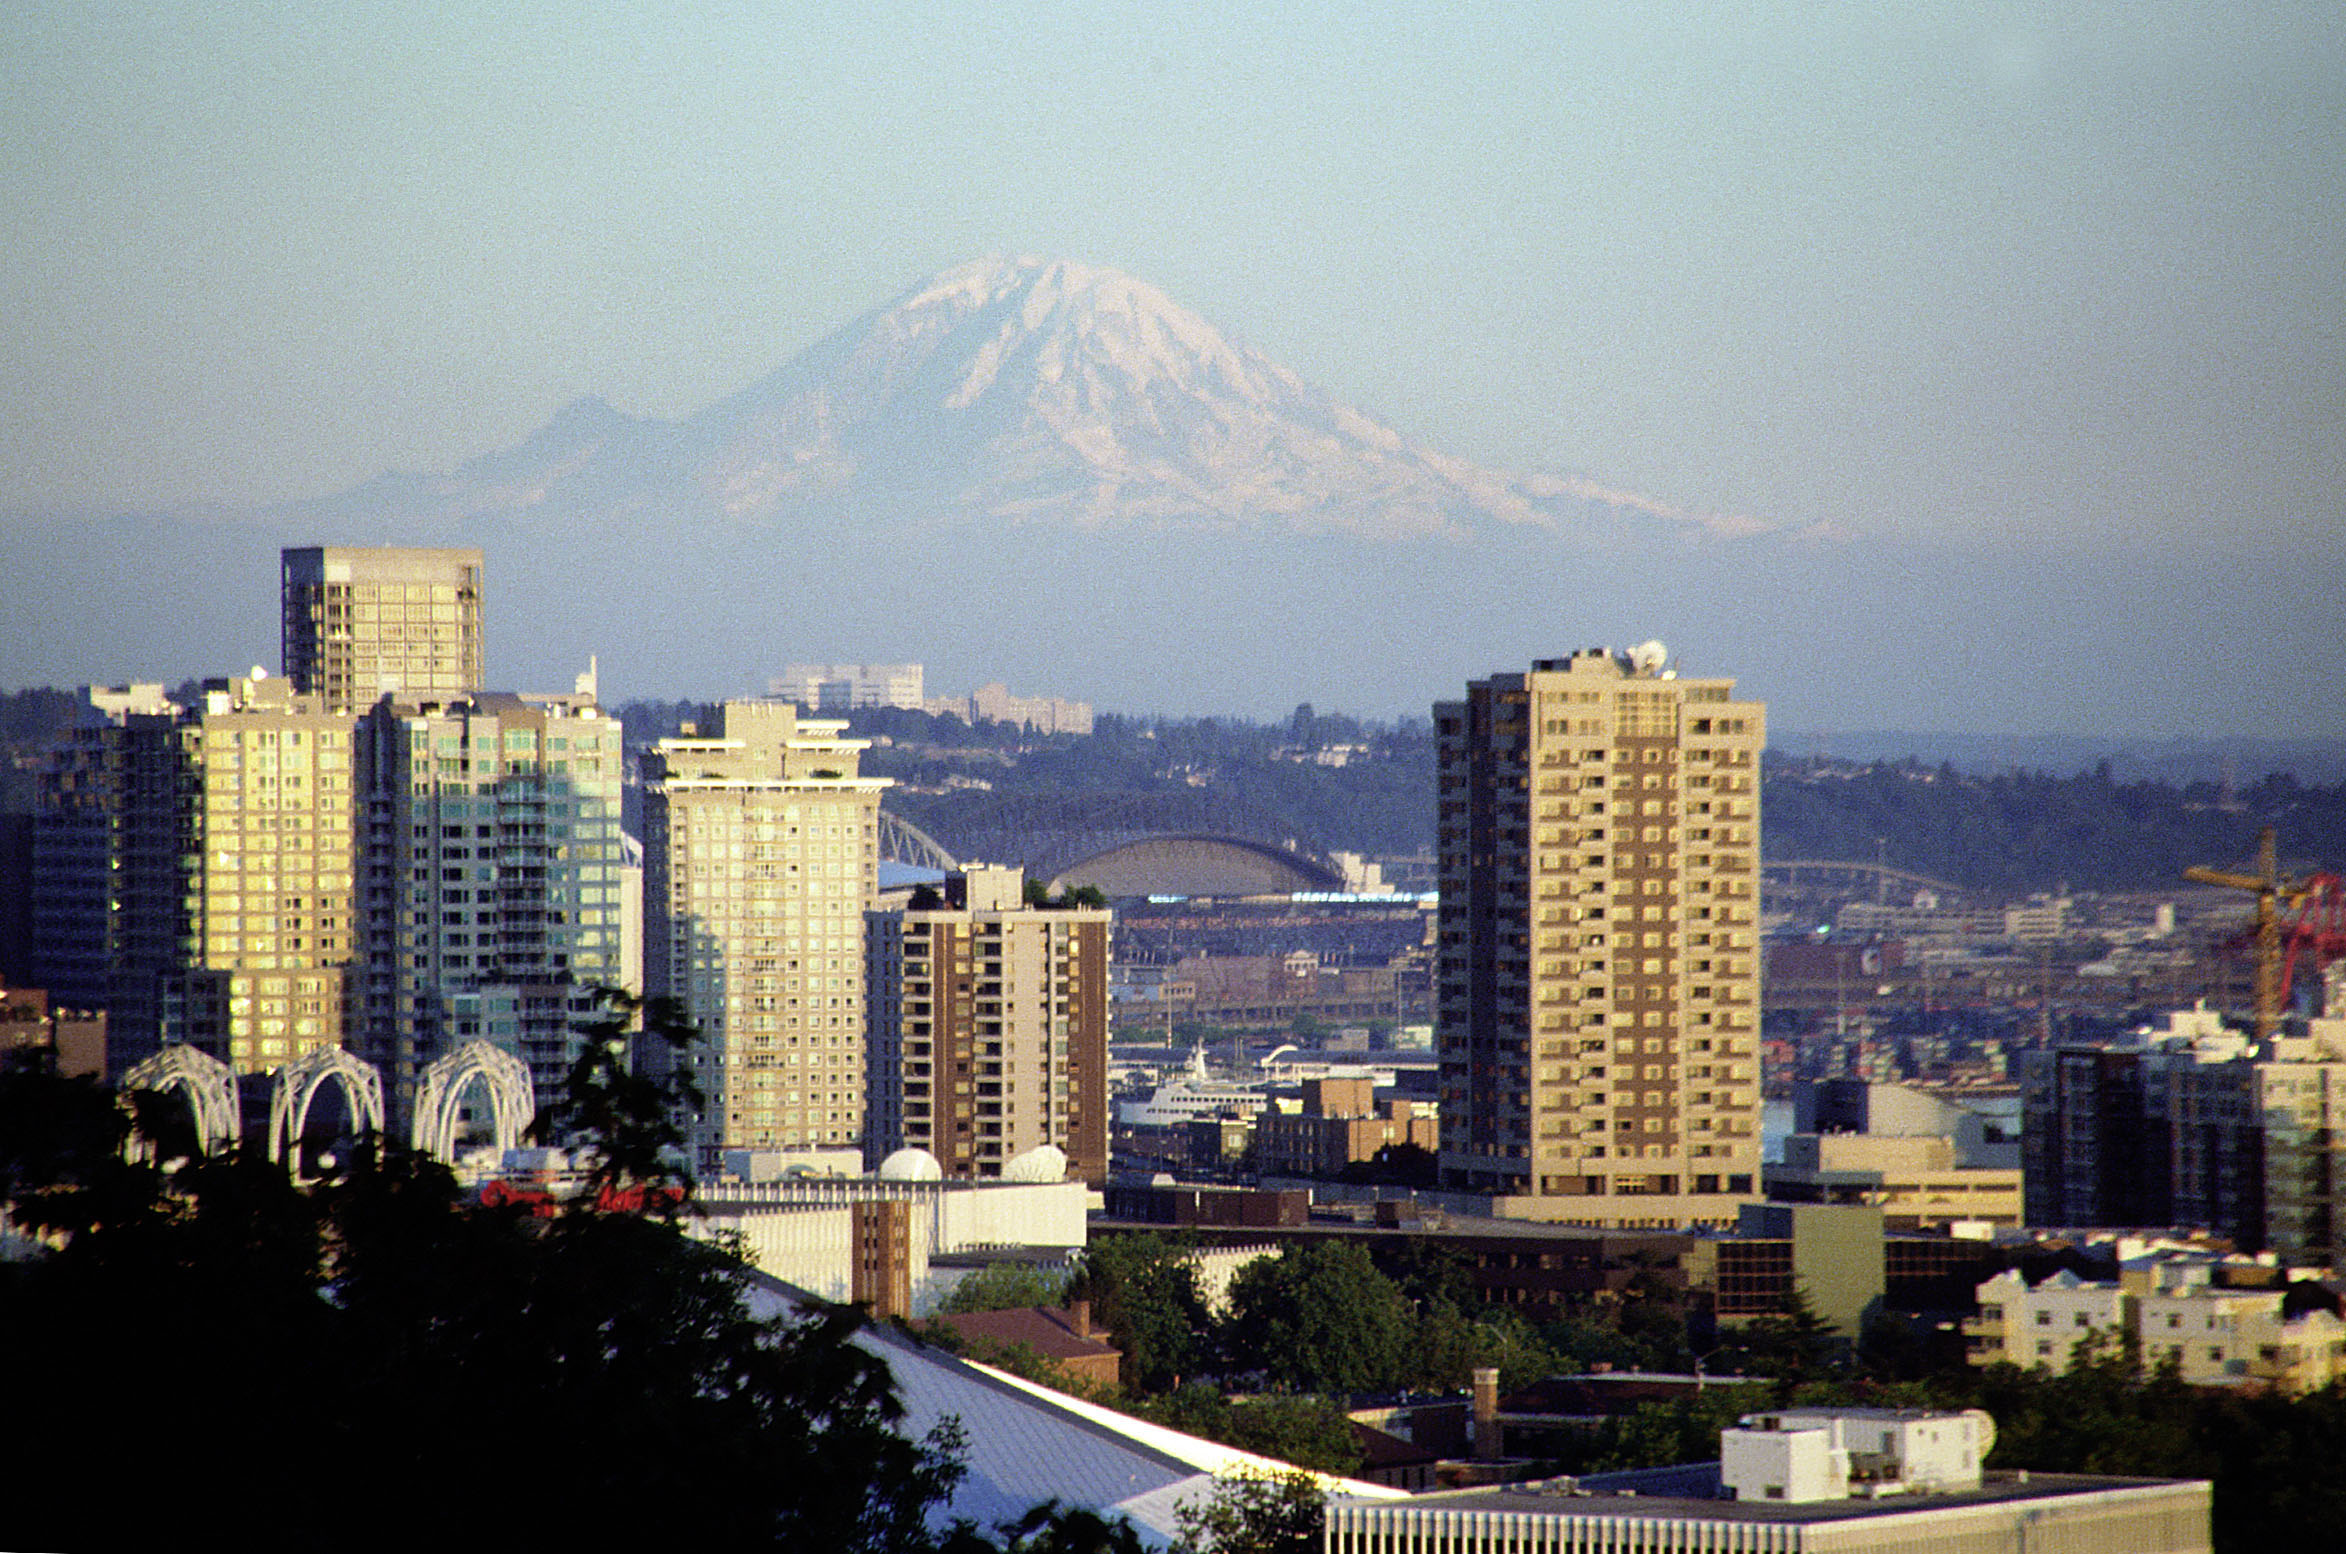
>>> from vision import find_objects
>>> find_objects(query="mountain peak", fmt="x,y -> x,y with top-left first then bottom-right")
383,257 -> 1771,545
667,256 -> 1764,541
899,254 -> 1161,314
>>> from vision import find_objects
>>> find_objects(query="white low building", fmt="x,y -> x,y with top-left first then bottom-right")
1968,1261 -> 2346,1391
1967,1268 -> 2129,1369
692,1176 -> 1090,1312
1326,1406 -> 2208,1554
1721,1409 -> 1992,1504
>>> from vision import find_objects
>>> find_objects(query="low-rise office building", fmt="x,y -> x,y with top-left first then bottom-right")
1766,1131 -> 2023,1229
1325,1408 -> 2209,1554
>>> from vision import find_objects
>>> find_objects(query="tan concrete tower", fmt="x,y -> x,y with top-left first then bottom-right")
1436,645 -> 1764,1226
865,866 -> 1113,1184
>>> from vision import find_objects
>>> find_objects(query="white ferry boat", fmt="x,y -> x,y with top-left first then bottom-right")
1115,1047 -> 1271,1127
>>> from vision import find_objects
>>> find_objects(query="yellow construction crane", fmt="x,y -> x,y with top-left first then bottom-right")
2184,826 -> 2313,1045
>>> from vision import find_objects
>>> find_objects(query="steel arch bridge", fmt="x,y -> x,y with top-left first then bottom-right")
1763,857 -> 1966,900
878,807 -> 958,870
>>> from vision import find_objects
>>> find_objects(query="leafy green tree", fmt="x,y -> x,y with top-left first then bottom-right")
944,1334 -> 1122,1405
1722,1285 -> 1847,1396
1410,1300 -> 1564,1392
531,985 -> 703,1202
1217,1394 -> 1364,1476
1536,1309 -> 1655,1374
941,1260 -> 1070,1314
1170,1470 -> 1328,1554
0,1046 -> 974,1553
1129,1384 -> 1361,1476
1559,1389 -> 1759,1474
1069,1233 -> 1214,1392
1376,1238 -> 1478,1310
1224,1240 -> 1414,1395
941,1502 -> 1148,1554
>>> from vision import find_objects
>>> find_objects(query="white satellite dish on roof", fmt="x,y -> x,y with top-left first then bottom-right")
1001,1144 -> 1068,1183
877,1147 -> 943,1182
1627,640 -> 1669,674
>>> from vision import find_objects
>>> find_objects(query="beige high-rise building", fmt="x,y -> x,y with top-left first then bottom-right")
865,866 -> 1113,1184
102,673 -> 358,1073
1436,646 -> 1764,1226
645,702 -> 888,1165
281,547 -> 484,713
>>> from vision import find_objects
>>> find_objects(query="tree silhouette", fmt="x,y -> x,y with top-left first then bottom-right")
0,1043 -> 979,1553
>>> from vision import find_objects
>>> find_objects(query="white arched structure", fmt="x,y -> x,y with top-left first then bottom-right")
119,1044 -> 241,1156
411,1041 -> 535,1162
267,1045 -> 385,1171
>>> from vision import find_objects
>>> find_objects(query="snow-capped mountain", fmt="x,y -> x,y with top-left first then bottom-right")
321,256 -> 1755,545
685,254 -> 1690,540
4,256 -> 2330,733
50,255 -> 2217,728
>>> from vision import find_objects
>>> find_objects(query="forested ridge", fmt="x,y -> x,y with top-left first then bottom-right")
625,701 -> 2344,895
7,688 -> 2338,895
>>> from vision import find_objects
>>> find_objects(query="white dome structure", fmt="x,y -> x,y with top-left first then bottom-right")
876,1147 -> 944,1182
1000,1144 -> 1069,1183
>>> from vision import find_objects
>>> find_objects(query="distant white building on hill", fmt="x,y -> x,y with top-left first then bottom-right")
772,662 -> 927,711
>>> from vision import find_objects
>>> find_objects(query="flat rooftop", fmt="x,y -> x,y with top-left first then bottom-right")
1365,1465 -> 2206,1526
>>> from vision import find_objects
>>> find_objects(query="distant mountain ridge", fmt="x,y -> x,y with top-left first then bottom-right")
300,255 -> 1768,544
5,257 -> 2337,741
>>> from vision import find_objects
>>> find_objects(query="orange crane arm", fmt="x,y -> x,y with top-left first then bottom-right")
2184,867 -> 2267,893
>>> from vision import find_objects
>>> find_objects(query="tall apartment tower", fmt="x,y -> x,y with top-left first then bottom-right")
644,701 -> 888,1166
64,674 -> 360,1074
1436,646 -> 1764,1226
30,684 -> 180,1024
281,546 -> 484,713
352,689 -> 628,1116
2023,999 -> 2346,1264
865,866 -> 1113,1184
170,675 -> 359,1072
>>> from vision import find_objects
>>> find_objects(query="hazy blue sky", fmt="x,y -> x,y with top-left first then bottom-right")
3,2 -> 2339,563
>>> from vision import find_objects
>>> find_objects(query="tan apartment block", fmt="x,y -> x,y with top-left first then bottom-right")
1437,647 -> 1764,1227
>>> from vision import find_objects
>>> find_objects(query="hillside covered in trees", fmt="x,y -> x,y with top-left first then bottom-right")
7,688 -> 2339,897
771,704 -> 2345,896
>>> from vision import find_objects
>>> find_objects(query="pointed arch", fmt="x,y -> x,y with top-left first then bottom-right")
266,1046 -> 385,1173
119,1045 -> 241,1156
411,1041 -> 536,1162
